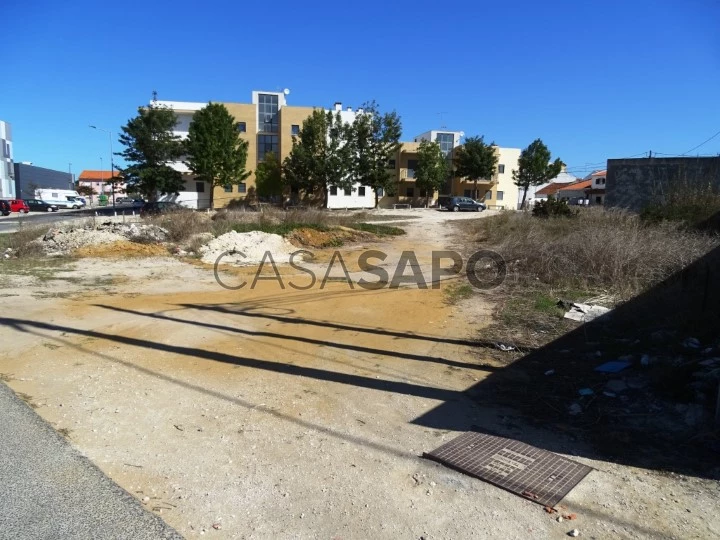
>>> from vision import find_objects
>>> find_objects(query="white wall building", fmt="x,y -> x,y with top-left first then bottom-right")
325,102 -> 377,209
153,101 -> 211,209
526,169 -> 579,205
0,121 -> 15,199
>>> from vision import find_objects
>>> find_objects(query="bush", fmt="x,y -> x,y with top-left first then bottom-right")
469,208 -> 720,298
640,178 -> 720,229
531,196 -> 577,218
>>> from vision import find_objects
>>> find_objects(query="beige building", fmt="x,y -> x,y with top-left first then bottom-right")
156,92 -> 520,210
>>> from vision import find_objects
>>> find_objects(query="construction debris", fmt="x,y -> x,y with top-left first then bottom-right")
562,302 -> 611,323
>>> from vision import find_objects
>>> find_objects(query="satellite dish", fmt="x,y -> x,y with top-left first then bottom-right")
283,88 -> 291,95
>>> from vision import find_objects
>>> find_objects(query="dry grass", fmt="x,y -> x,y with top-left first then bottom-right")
470,208 -> 720,299
0,226 -> 46,258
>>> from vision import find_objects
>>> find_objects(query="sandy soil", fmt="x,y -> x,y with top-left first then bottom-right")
1,209 -> 719,539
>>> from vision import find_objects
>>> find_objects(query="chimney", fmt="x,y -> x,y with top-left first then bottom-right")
347,106 -> 353,112
357,108 -> 364,114
334,102 -> 342,112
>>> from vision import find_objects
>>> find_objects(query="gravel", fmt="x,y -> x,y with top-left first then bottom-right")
199,230 -> 297,265
0,382 -> 181,539
39,223 -> 169,255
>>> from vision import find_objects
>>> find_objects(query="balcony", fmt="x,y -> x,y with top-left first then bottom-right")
399,169 -> 416,180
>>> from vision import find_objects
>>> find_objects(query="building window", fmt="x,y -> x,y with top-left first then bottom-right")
486,191 -> 492,200
344,187 -> 352,196
258,93 -> 279,133
257,134 -> 279,162
291,124 -> 300,136
407,159 -> 417,178
435,133 -> 454,155
596,196 -> 602,204
388,159 -> 396,169
330,186 -> 338,196
406,187 -> 414,197
224,184 -> 233,193
377,187 -> 384,197
236,122 -> 246,133
498,164 -> 505,174
496,191 -> 504,201
196,181 -> 205,193
238,183 -> 246,193
358,186 -> 366,196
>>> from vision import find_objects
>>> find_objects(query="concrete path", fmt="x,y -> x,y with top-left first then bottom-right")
0,383 -> 182,539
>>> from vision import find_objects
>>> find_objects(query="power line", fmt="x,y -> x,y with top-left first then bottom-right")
682,129 -> 720,156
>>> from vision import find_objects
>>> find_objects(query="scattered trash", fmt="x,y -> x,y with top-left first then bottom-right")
212,524 -> 222,530
545,369 -> 555,376
557,516 -> 564,522
604,380 -> 628,393
568,403 -> 583,415
683,337 -> 701,349
595,360 -> 632,373
544,506 -> 557,514
568,529 -> 580,537
562,303 -> 611,323
578,388 -> 594,396
496,343 -> 516,352
142,496 -> 150,504
564,513 -> 577,520
640,354 -> 651,367
603,391 -> 617,398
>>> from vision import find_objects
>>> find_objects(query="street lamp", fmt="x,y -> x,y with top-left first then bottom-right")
89,125 -> 115,207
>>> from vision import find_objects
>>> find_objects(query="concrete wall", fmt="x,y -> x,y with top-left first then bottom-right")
14,163 -> 72,198
606,157 -> 720,211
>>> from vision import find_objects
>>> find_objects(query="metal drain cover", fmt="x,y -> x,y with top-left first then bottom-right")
425,431 -> 592,507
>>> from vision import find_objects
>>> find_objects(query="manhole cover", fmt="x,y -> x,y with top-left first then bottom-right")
424,431 -> 592,507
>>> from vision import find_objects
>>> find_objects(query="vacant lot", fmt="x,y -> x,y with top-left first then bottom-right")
1,209 -> 718,539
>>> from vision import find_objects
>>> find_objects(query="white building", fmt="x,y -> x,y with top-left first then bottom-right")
325,102 -> 377,209
527,169 -> 579,205
0,121 -> 15,199
152,100 -> 211,209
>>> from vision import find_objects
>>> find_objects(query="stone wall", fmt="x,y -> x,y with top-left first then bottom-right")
606,157 -> 720,211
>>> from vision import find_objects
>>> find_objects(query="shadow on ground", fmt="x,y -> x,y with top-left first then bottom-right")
415,241 -> 720,479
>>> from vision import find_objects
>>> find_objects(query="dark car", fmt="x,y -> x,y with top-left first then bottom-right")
0,200 -> 10,216
442,196 -> 485,212
25,199 -> 59,212
140,201 -> 188,217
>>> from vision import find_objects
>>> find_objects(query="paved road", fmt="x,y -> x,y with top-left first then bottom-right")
0,383 -> 182,539
0,205 -> 142,234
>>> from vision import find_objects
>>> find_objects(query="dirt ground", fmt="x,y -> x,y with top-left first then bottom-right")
1,209 -> 719,539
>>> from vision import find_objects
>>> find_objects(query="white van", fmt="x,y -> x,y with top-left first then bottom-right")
36,189 -> 85,209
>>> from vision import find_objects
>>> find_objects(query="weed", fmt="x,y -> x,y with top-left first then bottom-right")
348,223 -> 406,236
16,392 -> 38,409
57,427 -> 72,439
0,373 -> 14,383
444,282 -> 474,305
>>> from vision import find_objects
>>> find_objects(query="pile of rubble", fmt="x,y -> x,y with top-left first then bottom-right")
199,230 -> 296,265
40,222 -> 169,255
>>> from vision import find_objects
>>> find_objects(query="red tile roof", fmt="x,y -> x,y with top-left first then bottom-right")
535,182 -> 565,196
558,179 -> 592,191
79,170 -> 120,180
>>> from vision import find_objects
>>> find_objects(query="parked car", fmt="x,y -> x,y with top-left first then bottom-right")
25,199 -> 59,212
0,200 -> 10,216
8,199 -> 30,213
140,201 -> 189,216
115,197 -> 134,205
441,196 -> 485,212
65,196 -> 86,208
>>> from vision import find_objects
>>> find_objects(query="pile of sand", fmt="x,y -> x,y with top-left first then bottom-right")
199,231 -> 297,266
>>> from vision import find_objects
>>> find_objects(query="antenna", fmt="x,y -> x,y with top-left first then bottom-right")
283,88 -> 290,95
436,112 -> 448,129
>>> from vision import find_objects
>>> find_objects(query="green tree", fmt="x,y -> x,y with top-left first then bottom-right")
75,184 -> 95,198
117,102 -> 185,201
454,135 -> 498,200
349,102 -> 402,208
415,140 -> 448,207
255,152 -> 284,200
283,109 -> 352,208
513,138 -> 564,209
185,102 -> 251,209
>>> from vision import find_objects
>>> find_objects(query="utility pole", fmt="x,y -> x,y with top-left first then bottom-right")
89,125 -> 116,206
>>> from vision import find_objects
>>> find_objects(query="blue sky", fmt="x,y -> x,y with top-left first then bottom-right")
3,0 -> 719,179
